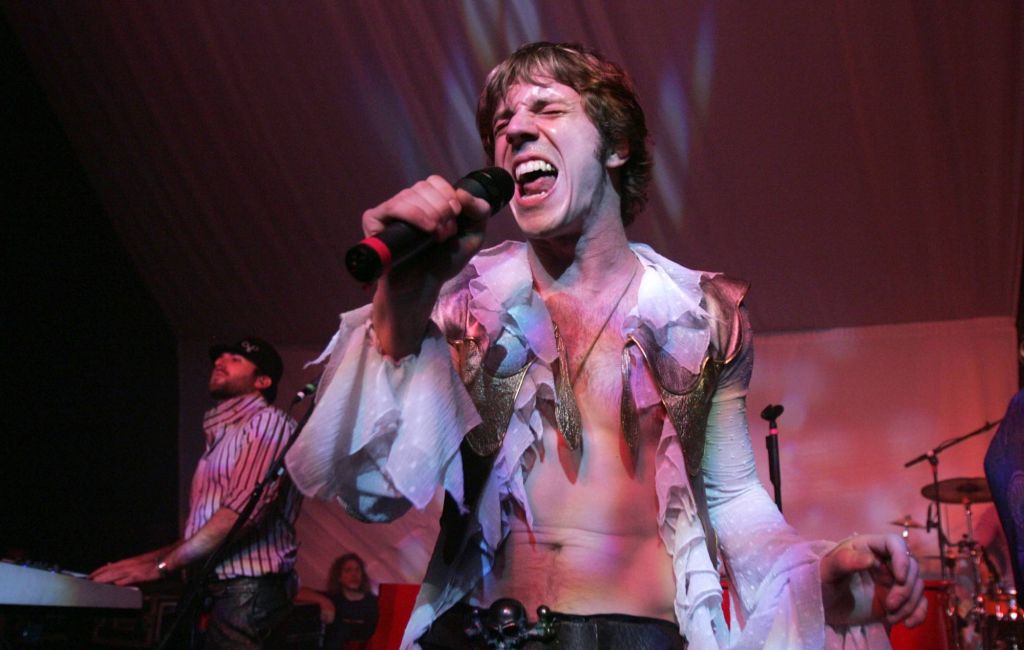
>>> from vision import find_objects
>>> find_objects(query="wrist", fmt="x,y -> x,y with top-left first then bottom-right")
376,272 -> 442,310
372,281 -> 440,359
155,557 -> 171,578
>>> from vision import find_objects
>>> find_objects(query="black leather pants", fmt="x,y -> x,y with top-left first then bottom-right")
418,601 -> 687,650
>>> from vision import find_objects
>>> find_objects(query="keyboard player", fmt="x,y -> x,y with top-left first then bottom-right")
90,337 -> 301,650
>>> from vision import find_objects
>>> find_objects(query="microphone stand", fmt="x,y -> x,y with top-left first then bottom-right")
903,418 -> 1003,580
157,390 -> 320,650
761,404 -> 784,512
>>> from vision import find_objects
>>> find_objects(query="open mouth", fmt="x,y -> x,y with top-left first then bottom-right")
515,159 -> 558,198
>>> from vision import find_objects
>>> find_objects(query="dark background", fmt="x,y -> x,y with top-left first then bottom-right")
1,12 -> 178,571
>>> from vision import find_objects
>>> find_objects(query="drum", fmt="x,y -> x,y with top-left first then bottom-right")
945,536 -> 1016,649
980,588 -> 1024,650
984,591 -> 1015,617
890,580 -> 955,650
981,615 -> 1024,649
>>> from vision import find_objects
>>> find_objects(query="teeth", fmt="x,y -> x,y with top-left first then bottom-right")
515,160 -> 556,181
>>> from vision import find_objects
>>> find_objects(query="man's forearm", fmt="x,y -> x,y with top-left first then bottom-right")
131,543 -> 177,564
161,508 -> 240,572
372,275 -> 442,359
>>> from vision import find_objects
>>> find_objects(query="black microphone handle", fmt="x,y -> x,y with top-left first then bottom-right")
345,167 -> 513,283
345,221 -> 434,283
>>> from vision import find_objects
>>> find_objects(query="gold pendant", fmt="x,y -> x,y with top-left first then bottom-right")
553,325 -> 583,450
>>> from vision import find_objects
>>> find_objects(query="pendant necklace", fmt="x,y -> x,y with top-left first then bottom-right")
552,260 -> 640,448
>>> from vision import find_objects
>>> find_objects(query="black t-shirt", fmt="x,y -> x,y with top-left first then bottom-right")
322,592 -> 379,650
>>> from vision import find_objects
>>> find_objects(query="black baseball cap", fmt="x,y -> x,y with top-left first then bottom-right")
208,337 -> 284,403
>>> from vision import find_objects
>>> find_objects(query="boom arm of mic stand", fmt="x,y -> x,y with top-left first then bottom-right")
157,397 -> 319,650
904,419 -> 1003,468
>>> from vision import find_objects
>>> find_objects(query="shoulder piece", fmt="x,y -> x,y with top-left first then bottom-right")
454,337 -> 534,457
699,273 -> 749,365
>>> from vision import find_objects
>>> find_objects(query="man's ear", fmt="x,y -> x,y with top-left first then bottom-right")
254,375 -> 272,391
606,142 -> 629,169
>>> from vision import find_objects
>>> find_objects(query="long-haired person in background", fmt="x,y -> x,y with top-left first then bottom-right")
296,553 -> 379,650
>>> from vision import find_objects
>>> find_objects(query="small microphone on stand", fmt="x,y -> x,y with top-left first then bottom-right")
760,404 -> 784,427
290,381 -> 318,406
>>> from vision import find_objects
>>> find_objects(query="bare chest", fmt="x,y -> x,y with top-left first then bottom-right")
480,358 -> 674,617
475,290 -> 681,617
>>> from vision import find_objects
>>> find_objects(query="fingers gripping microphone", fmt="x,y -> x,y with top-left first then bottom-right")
345,167 -> 515,283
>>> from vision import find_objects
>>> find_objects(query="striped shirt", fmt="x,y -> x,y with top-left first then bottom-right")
185,393 -> 301,579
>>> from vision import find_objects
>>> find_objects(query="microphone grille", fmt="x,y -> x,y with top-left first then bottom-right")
457,167 -> 514,214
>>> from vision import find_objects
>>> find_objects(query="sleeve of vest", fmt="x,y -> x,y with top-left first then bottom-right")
703,381 -> 834,645
701,278 -> 895,645
284,303 -> 482,523
701,277 -> 834,645
700,273 -> 753,403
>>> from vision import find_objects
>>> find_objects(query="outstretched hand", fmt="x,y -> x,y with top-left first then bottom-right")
820,534 -> 927,628
90,556 -> 160,586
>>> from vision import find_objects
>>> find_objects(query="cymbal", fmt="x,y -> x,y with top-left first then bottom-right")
920,477 -> 992,504
889,515 -> 926,529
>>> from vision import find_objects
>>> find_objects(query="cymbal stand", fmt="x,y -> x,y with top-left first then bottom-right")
926,455 -> 950,578
905,419 -> 1003,580
961,500 -> 987,618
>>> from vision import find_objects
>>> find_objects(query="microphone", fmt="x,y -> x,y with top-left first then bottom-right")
345,167 -> 515,283
290,381 -> 318,406
760,404 -> 784,425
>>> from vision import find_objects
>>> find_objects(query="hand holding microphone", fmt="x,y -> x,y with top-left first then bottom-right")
347,167 -> 514,283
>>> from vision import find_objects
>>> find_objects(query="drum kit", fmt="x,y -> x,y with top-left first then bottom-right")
897,477 -> 1021,649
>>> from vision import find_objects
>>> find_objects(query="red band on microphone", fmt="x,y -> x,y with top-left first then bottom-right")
360,236 -> 392,269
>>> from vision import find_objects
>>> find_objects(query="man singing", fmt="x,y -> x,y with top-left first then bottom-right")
93,337 -> 301,649
286,43 -> 925,648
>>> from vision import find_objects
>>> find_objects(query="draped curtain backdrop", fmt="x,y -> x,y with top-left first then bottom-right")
5,1 -> 1022,588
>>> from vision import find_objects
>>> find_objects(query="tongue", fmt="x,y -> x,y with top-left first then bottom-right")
520,174 -> 556,197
